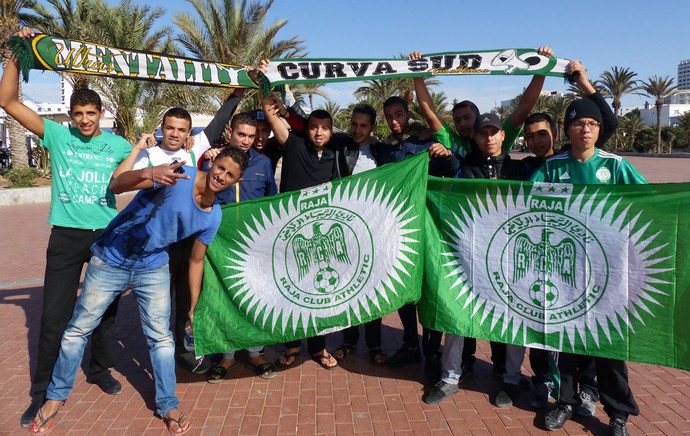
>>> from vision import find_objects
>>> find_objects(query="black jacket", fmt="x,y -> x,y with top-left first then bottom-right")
461,151 -> 527,181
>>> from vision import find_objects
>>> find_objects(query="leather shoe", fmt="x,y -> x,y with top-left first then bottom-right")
90,373 -> 122,395
544,403 -> 573,430
20,396 -> 45,428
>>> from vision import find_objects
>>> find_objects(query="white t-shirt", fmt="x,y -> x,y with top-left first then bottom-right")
352,144 -> 377,174
133,131 -> 211,168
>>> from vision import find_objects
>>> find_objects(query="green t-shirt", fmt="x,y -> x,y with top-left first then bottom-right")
42,119 -> 132,229
432,119 -> 521,158
529,148 -> 648,185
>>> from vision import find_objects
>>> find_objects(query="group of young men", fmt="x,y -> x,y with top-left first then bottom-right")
2,28 -> 645,436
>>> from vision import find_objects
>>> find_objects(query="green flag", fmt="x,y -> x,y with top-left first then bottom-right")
194,154 -> 428,355
419,177 -> 690,371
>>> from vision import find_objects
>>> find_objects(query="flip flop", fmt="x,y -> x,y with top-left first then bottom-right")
275,351 -> 301,368
247,361 -> 278,379
206,361 -> 237,384
312,353 -> 339,370
28,401 -> 64,435
163,412 -> 191,435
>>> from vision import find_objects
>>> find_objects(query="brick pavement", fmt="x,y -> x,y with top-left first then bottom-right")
1,157 -> 690,435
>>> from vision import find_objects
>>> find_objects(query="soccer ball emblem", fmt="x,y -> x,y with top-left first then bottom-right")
529,279 -> 559,308
314,267 -> 340,294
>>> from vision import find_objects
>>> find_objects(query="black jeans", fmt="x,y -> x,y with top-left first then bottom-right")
341,318 -> 382,350
32,227 -> 118,398
557,353 -> 639,418
169,236 -> 196,355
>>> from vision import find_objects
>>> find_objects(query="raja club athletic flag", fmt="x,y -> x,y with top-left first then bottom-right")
193,154 -> 428,355
419,177 -> 690,371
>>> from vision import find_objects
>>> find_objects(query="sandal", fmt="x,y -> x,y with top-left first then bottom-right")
275,350 -> 301,368
369,348 -> 387,366
247,361 -> 278,379
29,401 -> 64,435
312,353 -> 339,370
206,361 -> 237,384
163,412 -> 190,435
332,344 -> 356,361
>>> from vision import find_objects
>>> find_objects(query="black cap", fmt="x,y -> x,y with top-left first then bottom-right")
564,99 -> 602,131
474,112 -> 503,133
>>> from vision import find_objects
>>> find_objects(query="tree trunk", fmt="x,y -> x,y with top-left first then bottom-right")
6,73 -> 30,169
656,102 -> 662,154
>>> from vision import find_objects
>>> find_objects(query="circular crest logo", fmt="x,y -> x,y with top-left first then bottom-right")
273,206 -> 374,309
596,167 -> 611,183
486,211 -> 609,327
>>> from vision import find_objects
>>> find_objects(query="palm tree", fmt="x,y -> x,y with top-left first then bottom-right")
29,0 -> 109,90
292,82 -> 328,112
640,75 -> 677,153
174,0 -> 305,110
1,0 -> 51,169
618,110 -> 646,151
89,0 -> 174,142
546,95 -> 572,144
411,90 -> 450,123
491,105 -> 511,121
355,76 -> 440,110
596,67 -> 639,150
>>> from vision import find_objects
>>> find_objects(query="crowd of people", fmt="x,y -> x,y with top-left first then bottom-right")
0,28 -> 646,436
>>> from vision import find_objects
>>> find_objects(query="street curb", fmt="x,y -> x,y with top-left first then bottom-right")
0,186 -> 51,206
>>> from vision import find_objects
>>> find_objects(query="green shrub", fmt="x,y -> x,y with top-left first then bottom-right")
4,167 -> 40,188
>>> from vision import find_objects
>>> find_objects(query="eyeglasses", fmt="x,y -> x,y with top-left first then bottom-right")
570,120 -> 600,130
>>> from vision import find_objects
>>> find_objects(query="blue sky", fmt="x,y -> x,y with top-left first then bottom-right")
9,0 -> 690,112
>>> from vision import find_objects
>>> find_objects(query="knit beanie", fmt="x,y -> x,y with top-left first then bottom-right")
564,98 -> 602,131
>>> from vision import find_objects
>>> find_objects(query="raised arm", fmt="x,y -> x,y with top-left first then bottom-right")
259,61 -> 290,145
568,60 -> 618,146
201,89 -> 244,145
111,133 -> 154,179
409,52 -> 444,132
507,46 -> 553,129
0,28 -> 45,138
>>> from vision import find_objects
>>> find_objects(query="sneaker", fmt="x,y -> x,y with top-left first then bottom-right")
494,383 -> 518,408
544,404 -> 573,430
387,345 -> 421,367
89,373 -> 122,395
458,362 -> 474,383
530,381 -> 552,409
176,351 -> 211,374
574,390 -> 596,417
424,380 -> 459,405
609,416 -> 630,436
20,396 -> 45,428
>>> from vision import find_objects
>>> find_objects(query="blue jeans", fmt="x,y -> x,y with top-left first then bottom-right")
47,256 -> 178,416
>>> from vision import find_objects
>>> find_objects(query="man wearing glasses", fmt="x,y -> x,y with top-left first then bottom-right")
530,61 -> 644,436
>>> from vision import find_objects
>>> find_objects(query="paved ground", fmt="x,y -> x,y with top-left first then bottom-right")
1,156 -> 690,435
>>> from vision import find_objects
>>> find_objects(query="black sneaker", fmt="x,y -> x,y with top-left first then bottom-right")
89,373 -> 122,395
544,404 -> 573,430
20,396 -> 45,428
493,383 -> 518,408
176,351 -> 211,374
387,345 -> 421,367
609,417 -> 629,436
424,380 -> 459,405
